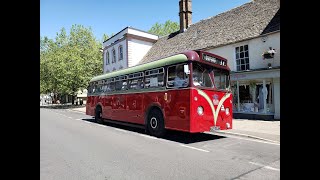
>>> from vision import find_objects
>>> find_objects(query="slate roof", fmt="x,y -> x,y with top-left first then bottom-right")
139,0 -> 280,64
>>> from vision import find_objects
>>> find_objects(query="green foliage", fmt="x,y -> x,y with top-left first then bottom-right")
102,33 -> 109,42
148,20 -> 179,36
40,25 -> 103,101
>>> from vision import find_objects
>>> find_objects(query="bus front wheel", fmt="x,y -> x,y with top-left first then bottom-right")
95,106 -> 103,124
147,109 -> 166,137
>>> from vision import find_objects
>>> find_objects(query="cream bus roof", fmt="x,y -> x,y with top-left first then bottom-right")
90,53 -> 188,82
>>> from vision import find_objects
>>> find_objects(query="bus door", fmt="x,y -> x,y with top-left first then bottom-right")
164,64 -> 191,131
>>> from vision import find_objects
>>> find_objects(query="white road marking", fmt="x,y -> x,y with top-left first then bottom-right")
249,162 -> 280,171
180,144 -> 210,153
96,124 -> 106,128
230,136 -> 280,145
138,134 -> 158,140
207,132 -> 280,146
113,128 -> 128,133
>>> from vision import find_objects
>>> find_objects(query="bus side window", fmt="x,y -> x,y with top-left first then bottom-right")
167,66 -> 176,87
121,80 -> 128,90
96,80 -> 104,93
87,84 -> 92,95
109,80 -> 115,91
104,79 -> 111,92
128,72 -> 144,90
115,76 -> 127,91
115,80 -> 122,91
145,68 -> 164,88
167,64 -> 188,88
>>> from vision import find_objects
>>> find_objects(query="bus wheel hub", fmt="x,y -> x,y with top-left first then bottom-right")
150,117 -> 157,129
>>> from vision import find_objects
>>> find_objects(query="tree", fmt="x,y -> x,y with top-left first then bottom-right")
40,25 -> 103,104
148,20 -> 179,36
102,33 -> 109,42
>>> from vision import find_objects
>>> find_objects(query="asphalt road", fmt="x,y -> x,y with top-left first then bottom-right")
40,108 -> 280,180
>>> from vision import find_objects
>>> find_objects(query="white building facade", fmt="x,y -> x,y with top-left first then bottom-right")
205,31 -> 280,119
139,0 -> 280,120
103,27 -> 158,73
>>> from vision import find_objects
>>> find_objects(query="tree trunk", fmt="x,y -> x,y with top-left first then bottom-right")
71,95 -> 75,105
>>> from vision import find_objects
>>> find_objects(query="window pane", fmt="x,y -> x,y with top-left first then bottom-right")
128,78 -> 144,90
237,65 -> 240,71
236,59 -> 240,66
245,58 -> 249,64
240,46 -> 243,52
241,59 -> 245,64
236,53 -> 239,59
235,47 -> 239,53
193,63 -> 213,88
240,52 -> 244,58
244,45 -> 248,51
245,51 -> 249,57
241,65 -> 245,70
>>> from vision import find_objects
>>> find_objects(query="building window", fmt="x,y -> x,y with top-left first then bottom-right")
235,45 -> 249,71
118,45 -> 123,61
112,49 -> 116,63
106,51 -> 110,65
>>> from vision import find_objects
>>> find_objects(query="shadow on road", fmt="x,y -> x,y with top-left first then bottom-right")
81,118 -> 226,144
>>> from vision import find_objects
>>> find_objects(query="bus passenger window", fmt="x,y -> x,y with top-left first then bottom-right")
128,72 -> 144,90
136,79 -> 143,89
167,64 -> 188,88
145,68 -> 164,88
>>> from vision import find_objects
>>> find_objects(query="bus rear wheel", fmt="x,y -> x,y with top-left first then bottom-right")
147,109 -> 166,137
95,106 -> 103,124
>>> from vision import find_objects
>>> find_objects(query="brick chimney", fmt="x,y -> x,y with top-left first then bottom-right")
179,0 -> 192,33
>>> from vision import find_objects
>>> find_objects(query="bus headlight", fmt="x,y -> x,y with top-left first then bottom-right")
197,106 -> 204,115
225,108 -> 230,116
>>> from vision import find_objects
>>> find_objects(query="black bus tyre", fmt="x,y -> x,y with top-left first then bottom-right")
95,106 -> 103,124
147,109 -> 166,137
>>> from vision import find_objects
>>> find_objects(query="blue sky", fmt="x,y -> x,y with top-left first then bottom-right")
40,0 -> 250,41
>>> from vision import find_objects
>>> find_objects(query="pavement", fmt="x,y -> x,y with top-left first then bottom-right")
43,104 -> 280,144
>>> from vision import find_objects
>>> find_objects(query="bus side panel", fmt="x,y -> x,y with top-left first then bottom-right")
162,89 -> 191,132
102,95 -> 112,119
110,94 -> 127,121
86,96 -> 95,116
125,93 -> 144,124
